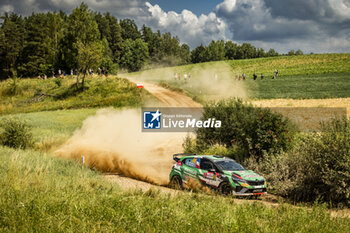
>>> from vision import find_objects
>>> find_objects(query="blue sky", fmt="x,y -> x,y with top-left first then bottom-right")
1,0 -> 350,53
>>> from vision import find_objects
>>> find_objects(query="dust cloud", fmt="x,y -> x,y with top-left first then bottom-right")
55,109 -> 185,185
124,62 -> 248,101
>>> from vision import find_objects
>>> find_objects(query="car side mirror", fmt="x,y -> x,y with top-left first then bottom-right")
208,168 -> 216,173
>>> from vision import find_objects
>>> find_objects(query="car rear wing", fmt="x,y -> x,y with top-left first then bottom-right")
173,153 -> 196,162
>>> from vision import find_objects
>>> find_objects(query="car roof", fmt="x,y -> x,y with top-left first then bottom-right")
180,155 -> 226,160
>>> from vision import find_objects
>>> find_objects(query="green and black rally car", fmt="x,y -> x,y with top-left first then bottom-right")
169,154 -> 267,196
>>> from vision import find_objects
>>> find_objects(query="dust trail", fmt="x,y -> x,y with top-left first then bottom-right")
55,109 -> 185,185
124,62 -> 248,101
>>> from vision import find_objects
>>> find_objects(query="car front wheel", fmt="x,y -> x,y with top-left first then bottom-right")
219,182 -> 232,195
169,175 -> 183,190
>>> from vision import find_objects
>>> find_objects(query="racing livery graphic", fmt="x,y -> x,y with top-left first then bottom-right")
169,154 -> 267,196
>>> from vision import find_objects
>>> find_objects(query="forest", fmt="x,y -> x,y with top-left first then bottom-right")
0,3 -> 303,80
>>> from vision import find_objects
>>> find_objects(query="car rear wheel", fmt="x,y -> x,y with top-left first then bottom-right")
169,175 -> 183,190
219,182 -> 232,195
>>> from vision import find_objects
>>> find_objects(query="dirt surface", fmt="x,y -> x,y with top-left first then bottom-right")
143,81 -> 202,107
102,78 -> 200,193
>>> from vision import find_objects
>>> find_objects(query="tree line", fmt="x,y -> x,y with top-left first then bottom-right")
0,3 -> 303,80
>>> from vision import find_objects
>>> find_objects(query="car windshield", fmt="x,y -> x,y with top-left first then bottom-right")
215,160 -> 245,171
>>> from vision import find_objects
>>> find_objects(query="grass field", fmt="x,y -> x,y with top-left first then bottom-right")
246,73 -> 350,99
127,53 -> 350,100
1,145 -> 350,232
0,76 -> 151,115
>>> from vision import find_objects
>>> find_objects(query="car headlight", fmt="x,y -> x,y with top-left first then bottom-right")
241,183 -> 250,188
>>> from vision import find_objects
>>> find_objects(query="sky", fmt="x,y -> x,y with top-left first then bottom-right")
1,0 -> 350,53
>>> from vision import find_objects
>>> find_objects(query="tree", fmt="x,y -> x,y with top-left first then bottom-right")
238,43 -> 257,59
95,12 -> 122,63
225,41 -> 238,60
287,50 -> 295,56
180,44 -> 191,64
256,48 -> 266,58
61,3 -> 101,70
21,13 -> 63,77
101,37 -> 117,74
266,48 -> 278,57
120,19 -> 141,40
208,40 -> 225,61
295,49 -> 303,55
191,44 -> 211,63
77,41 -> 102,88
0,13 -> 25,79
119,39 -> 149,72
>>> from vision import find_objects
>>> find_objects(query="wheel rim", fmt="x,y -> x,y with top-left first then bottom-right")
221,183 -> 231,195
171,176 -> 181,189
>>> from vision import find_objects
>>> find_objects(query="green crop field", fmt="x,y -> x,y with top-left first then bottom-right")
127,53 -> 350,100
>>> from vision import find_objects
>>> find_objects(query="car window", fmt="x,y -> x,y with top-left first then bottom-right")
215,160 -> 245,171
200,160 -> 214,170
184,158 -> 198,168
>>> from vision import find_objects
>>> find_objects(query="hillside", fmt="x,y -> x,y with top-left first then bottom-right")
0,76 -> 152,115
125,53 -> 350,100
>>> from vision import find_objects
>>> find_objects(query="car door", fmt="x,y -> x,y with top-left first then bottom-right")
198,159 -> 221,187
182,157 -> 200,180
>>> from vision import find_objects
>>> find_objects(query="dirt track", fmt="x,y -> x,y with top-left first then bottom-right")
104,78 -> 200,192
142,81 -> 202,107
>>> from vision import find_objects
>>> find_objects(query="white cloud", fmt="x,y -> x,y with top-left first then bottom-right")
215,0 -> 350,53
144,2 -> 227,47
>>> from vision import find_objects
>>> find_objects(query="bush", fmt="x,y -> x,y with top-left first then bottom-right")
292,118 -> 350,206
195,99 -> 296,160
250,118 -> 350,206
0,118 -> 34,149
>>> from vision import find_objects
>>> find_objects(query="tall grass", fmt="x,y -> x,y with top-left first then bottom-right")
0,146 -> 349,232
0,76 -> 152,115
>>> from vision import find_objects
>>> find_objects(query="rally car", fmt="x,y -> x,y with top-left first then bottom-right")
169,154 -> 267,196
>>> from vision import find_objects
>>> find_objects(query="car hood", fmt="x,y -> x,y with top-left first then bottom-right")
224,170 -> 264,181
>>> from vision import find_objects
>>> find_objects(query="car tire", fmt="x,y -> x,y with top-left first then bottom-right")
219,182 -> 232,195
169,175 -> 183,190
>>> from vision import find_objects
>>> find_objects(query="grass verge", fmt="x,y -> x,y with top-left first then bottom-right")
0,146 -> 349,232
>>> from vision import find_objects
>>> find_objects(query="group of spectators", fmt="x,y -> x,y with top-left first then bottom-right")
36,68 -> 108,80
235,69 -> 279,81
172,69 -> 279,82
174,72 -> 191,81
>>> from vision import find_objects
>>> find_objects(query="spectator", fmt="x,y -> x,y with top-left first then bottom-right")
242,73 -> 246,80
261,73 -> 264,80
253,73 -> 257,80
